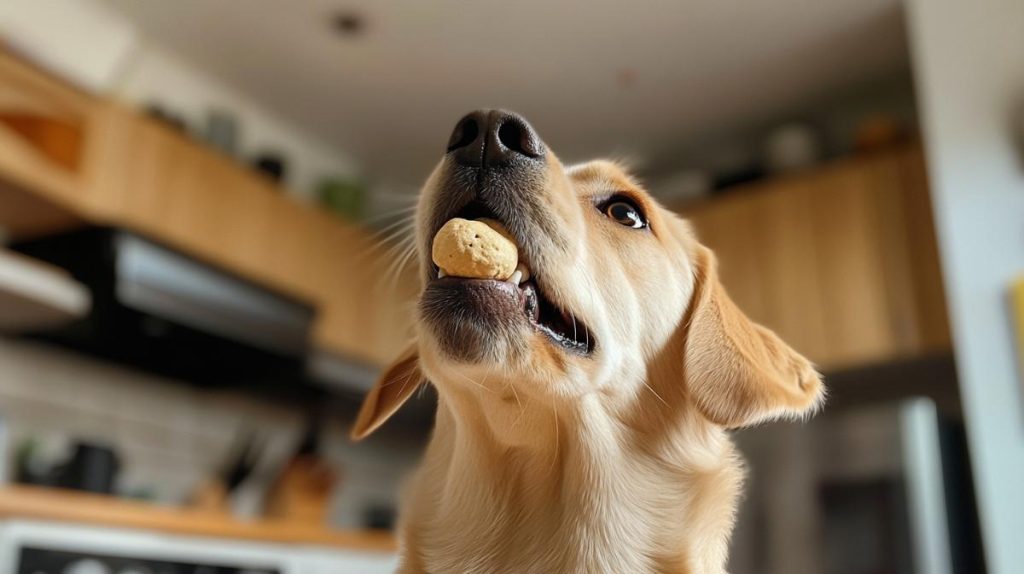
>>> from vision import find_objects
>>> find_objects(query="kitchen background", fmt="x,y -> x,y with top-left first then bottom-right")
0,1 -> 1022,574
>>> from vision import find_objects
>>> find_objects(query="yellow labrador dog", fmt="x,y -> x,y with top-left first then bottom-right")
353,110 -> 824,574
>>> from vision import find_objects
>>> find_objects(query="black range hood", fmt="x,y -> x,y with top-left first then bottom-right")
13,227 -> 316,387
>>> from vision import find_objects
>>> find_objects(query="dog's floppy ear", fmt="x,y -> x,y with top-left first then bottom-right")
684,246 -> 823,428
350,344 -> 424,440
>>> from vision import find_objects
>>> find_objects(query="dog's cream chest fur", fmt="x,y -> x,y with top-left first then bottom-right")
396,394 -> 743,574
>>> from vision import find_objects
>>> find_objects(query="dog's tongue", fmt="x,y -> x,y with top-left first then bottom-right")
432,218 -> 519,280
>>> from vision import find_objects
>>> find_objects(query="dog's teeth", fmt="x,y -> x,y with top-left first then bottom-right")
509,270 -> 523,285
516,262 -> 531,282
438,268 -> 446,278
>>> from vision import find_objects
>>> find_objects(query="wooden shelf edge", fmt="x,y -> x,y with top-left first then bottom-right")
0,485 -> 397,553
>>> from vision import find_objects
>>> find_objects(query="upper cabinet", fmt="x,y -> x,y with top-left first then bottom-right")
88,107 -> 420,366
1,50 -> 950,373
0,49 -> 100,236
0,50 -> 415,367
681,146 -> 950,371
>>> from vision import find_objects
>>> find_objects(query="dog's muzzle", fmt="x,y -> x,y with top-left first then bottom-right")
418,110 -> 594,362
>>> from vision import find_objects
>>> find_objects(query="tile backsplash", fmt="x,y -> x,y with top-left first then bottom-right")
0,336 -> 422,528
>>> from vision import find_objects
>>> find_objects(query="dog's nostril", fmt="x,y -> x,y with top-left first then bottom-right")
448,109 -> 544,167
447,117 -> 479,152
496,118 -> 543,158
497,121 -> 524,153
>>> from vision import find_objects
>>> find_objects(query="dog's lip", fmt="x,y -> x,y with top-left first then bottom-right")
523,277 -> 595,355
426,199 -> 594,355
427,266 -> 595,356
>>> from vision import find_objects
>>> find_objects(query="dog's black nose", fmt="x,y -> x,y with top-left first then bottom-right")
447,109 -> 545,168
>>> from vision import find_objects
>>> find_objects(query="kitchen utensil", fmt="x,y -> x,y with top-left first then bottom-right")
204,109 -> 240,156
264,415 -> 337,524
52,442 -> 120,494
853,114 -> 906,152
764,123 -> 822,173
252,153 -> 287,184
221,433 -> 263,493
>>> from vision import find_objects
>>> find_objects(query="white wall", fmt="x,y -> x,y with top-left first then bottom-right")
905,1 -> 1024,573
0,0 -> 357,200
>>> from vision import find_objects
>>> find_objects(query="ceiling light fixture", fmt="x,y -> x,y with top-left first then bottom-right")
331,11 -> 366,37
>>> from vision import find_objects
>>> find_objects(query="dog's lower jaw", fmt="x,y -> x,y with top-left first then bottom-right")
395,387 -> 743,574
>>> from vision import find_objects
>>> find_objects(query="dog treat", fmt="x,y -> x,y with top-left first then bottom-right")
432,218 -> 518,280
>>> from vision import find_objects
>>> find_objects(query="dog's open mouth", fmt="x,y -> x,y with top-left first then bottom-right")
427,202 -> 595,356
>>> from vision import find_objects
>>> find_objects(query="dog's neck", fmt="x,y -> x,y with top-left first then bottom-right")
399,379 -> 743,574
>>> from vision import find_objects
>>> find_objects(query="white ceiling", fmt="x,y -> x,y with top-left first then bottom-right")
100,0 -> 908,187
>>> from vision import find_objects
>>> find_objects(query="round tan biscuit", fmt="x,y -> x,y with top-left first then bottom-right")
431,218 -> 518,280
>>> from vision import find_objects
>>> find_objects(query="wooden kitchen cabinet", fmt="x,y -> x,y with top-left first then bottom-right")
0,48 -> 101,236
0,50 -> 415,366
91,105 -> 416,365
1,50 -> 949,372
100,112 -> 275,283
682,146 -> 950,371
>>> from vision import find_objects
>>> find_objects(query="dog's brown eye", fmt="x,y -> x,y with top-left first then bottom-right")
603,199 -> 646,229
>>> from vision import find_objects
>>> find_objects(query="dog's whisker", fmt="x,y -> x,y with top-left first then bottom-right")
452,370 -> 494,394
357,225 -> 416,269
375,220 -> 417,249
364,203 -> 418,226
383,232 -> 417,265
378,254 -> 415,306
366,211 -> 414,241
377,236 -> 416,267
384,243 -> 419,296
381,367 -> 419,388
380,216 -> 415,238
373,212 -> 417,238
642,380 -> 670,407
582,269 -> 597,351
370,217 -> 413,251
379,244 -> 410,285
549,401 -> 560,473
389,242 -> 418,272
376,233 -> 415,258
502,372 -> 526,427
382,368 -> 422,419
511,384 -> 524,421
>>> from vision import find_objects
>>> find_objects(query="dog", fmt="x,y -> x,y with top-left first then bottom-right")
352,110 -> 824,574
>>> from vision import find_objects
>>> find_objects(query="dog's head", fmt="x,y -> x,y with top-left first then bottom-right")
353,110 -> 823,439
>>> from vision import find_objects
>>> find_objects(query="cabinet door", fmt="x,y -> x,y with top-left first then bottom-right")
0,51 -> 93,212
810,150 -> 950,368
683,148 -> 950,371
108,117 -> 274,284
808,161 -> 903,368
686,180 -> 829,366
894,148 -> 951,355
97,110 -> 417,365
686,192 -> 768,325
750,179 -> 830,364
